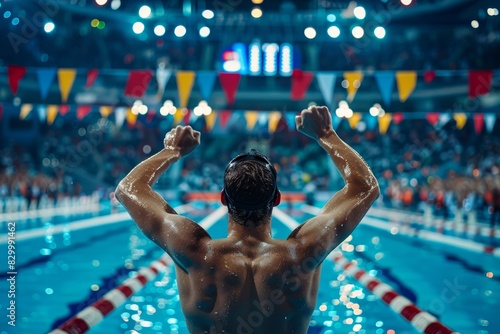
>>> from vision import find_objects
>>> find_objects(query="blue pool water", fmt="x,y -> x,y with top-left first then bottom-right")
1,201 -> 499,334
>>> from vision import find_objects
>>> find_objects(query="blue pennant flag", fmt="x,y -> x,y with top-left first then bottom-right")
374,71 -> 395,106
196,71 -> 217,101
36,68 -> 57,100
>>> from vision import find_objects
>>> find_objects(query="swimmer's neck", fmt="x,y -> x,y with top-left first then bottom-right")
227,217 -> 272,241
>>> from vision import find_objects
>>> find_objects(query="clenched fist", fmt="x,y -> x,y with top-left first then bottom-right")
295,106 -> 334,141
164,126 -> 201,157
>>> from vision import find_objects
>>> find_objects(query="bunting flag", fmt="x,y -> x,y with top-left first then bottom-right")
378,113 -> 392,135
291,70 -> 314,100
126,107 -> 138,127
37,68 -> 57,100
257,113 -> 268,128
59,105 -> 70,116
197,71 -> 217,101
205,111 -> 218,131
38,105 -> 47,122
347,113 -> 362,129
99,106 -> 113,118
219,73 -> 241,105
374,71 -> 395,106
115,107 -> 126,128
183,109 -> 191,125
245,111 -> 259,130
485,114 -> 497,133
392,112 -> 404,125
176,71 -> 196,108
219,110 -> 232,128
20,104 -> 33,120
173,109 -> 185,125
453,113 -> 467,130
156,68 -> 172,99
86,69 -> 99,89
438,113 -> 451,129
124,70 -> 154,98
58,69 -> 77,103
8,66 -> 27,96
423,71 -> 436,84
474,113 -> 484,134
396,71 -> 417,103
365,114 -> 378,131
47,105 -> 58,125
316,72 -> 336,107
285,113 -> 297,131
469,71 -> 493,98
343,71 -> 363,102
77,105 -> 92,120
426,112 -> 440,127
268,111 -> 282,133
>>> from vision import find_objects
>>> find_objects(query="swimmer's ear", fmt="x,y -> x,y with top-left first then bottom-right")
220,190 -> 227,206
273,190 -> 281,207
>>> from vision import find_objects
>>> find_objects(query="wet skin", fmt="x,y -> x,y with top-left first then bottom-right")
116,106 -> 380,333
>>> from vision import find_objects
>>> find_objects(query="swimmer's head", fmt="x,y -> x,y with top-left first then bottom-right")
221,149 -> 281,226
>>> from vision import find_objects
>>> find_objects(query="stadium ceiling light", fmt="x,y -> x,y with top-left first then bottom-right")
374,26 -> 386,39
44,22 -> 55,33
327,14 -> 336,22
251,7 -> 263,18
95,0 -> 108,5
132,22 -> 145,34
202,9 -> 214,19
139,5 -> 152,19
471,20 -> 479,28
352,26 -> 364,39
110,0 -> 121,10
199,26 -> 210,38
400,0 -> 412,5
304,27 -> 317,39
327,26 -> 341,38
174,25 -> 186,37
154,25 -> 166,37
353,6 -> 366,20
252,0 -> 264,4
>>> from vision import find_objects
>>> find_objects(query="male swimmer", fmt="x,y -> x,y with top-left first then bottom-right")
116,106 -> 380,333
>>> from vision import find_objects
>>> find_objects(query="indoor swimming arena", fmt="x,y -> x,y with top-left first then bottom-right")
1,0 -> 500,334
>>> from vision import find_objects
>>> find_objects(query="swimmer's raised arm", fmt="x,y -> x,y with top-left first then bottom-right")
115,126 -> 211,272
288,106 -> 379,266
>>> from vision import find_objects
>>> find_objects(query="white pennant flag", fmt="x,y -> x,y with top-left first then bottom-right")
115,107 -> 126,128
38,105 -> 47,122
156,68 -> 172,99
438,113 -> 451,129
485,114 -> 497,133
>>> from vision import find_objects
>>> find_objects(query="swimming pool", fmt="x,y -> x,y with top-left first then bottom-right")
1,201 -> 499,334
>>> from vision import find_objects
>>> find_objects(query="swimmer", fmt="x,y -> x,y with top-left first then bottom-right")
115,106 -> 379,333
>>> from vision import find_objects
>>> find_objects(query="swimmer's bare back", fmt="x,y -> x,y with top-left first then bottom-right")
115,106 -> 379,334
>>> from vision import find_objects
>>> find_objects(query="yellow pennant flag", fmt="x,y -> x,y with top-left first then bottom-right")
173,108 -> 185,125
126,107 -> 138,126
176,71 -> 196,108
20,104 -> 33,120
396,71 -> 417,102
453,113 -> 467,130
343,71 -> 364,102
245,111 -> 259,130
205,111 -> 218,131
58,69 -> 77,103
99,106 -> 114,118
347,113 -> 362,129
268,112 -> 282,133
47,105 -> 58,125
378,113 -> 392,135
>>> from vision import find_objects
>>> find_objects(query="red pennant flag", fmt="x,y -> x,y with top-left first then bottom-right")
77,105 -> 92,120
220,110 -> 232,128
423,71 -> 436,84
8,66 -> 27,96
469,71 -> 493,98
393,112 -> 404,124
218,73 -> 241,106
124,70 -> 154,98
59,105 -> 70,116
474,113 -> 484,134
86,69 -> 99,89
426,112 -> 440,127
291,69 -> 314,100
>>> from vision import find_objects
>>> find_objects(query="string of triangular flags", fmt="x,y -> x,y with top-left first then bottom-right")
3,66 -> 496,107
3,102 -> 498,135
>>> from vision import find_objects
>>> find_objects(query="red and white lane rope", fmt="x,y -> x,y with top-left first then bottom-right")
49,255 -> 172,334
331,251 -> 458,334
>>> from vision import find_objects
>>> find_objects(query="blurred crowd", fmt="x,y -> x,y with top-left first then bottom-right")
2,114 -> 500,228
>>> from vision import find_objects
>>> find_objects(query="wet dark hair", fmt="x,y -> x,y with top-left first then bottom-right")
223,150 -> 278,226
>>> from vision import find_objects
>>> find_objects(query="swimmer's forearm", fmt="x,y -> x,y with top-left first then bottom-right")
318,130 -> 377,190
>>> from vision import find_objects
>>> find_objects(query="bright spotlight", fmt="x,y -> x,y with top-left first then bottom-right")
95,0 -> 108,5
327,26 -> 340,38
304,27 -> 317,39
132,22 -> 145,34
44,22 -> 55,33
352,26 -> 364,39
354,6 -> 366,20
251,7 -> 263,18
110,0 -> 121,10
374,26 -> 386,39
471,20 -> 479,28
139,5 -> 152,18
327,14 -> 336,22
400,0 -> 412,5
154,25 -> 166,37
174,25 -> 186,37
199,26 -> 210,37
202,9 -> 214,19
